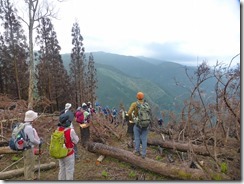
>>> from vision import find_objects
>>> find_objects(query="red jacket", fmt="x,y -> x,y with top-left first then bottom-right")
57,127 -> 74,156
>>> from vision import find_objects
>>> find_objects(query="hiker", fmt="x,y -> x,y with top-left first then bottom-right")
120,109 -> 126,127
60,103 -> 74,127
111,108 -> 117,125
23,110 -> 43,180
57,114 -> 79,180
128,92 -> 151,159
87,101 -> 95,115
79,103 -> 91,148
158,118 -> 163,128
60,103 -> 78,158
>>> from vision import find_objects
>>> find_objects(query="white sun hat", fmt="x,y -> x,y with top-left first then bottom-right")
24,110 -> 38,122
65,103 -> 72,110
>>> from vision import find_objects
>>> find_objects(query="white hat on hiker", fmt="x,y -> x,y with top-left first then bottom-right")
24,110 -> 38,122
65,103 -> 72,110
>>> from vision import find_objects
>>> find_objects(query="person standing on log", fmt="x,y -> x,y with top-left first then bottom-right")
128,92 -> 151,159
23,110 -> 43,180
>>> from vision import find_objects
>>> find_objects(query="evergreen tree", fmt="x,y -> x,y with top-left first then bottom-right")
86,53 -> 97,105
0,0 -> 29,99
70,21 -> 86,107
35,17 -> 71,112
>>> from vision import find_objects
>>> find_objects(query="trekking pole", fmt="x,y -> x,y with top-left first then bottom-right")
38,143 -> 41,180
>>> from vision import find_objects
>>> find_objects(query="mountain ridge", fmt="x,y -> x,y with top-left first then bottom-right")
61,51 -> 202,115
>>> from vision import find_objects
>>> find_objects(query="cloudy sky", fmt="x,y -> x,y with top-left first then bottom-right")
31,0 -> 241,66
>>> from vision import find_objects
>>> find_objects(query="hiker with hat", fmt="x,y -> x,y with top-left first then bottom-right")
127,92 -> 151,159
60,103 -> 74,128
23,110 -> 43,180
60,103 -> 79,158
79,103 -> 91,148
57,113 -> 79,180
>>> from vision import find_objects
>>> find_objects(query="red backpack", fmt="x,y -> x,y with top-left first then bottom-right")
75,110 -> 84,124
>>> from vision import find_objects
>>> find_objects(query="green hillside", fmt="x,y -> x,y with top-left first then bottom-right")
61,52 -> 215,116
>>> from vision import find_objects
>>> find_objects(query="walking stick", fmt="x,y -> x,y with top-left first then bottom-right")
38,143 -> 41,180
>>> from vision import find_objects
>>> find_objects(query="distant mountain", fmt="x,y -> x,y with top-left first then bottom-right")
61,52 -> 215,116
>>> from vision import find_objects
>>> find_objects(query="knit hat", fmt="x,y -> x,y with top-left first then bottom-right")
65,103 -> 72,110
24,110 -> 38,122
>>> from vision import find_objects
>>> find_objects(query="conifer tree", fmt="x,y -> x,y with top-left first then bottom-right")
35,17 -> 71,112
70,21 -> 86,107
0,0 -> 29,99
86,53 -> 97,105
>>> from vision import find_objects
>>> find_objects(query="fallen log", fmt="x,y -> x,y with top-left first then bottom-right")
147,138 -> 236,157
0,141 -> 9,147
0,162 -> 56,180
0,146 -> 18,154
87,142 -> 229,180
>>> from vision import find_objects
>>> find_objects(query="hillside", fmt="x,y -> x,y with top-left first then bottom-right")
61,52 -> 216,115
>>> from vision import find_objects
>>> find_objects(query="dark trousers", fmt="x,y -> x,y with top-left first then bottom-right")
80,126 -> 90,147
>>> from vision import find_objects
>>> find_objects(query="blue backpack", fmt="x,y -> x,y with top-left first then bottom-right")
9,123 -> 30,151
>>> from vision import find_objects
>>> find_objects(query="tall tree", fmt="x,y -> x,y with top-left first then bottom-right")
0,0 -> 29,99
19,0 -> 57,109
35,17 -> 71,112
70,21 -> 85,107
86,53 -> 97,105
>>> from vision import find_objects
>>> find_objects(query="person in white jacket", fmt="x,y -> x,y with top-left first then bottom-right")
23,110 -> 42,180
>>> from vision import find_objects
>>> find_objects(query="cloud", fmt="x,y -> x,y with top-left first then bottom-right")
49,0 -> 240,66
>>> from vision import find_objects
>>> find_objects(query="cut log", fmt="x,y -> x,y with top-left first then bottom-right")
147,138 -> 236,157
0,146 -> 18,154
0,141 -> 9,147
96,155 -> 105,165
0,162 -> 56,180
87,142 -> 229,180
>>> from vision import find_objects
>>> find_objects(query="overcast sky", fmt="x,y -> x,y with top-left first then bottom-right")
27,0 -> 241,66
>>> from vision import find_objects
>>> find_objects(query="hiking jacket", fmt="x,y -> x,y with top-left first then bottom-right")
23,122 -> 41,147
128,99 -> 144,121
57,127 -> 79,156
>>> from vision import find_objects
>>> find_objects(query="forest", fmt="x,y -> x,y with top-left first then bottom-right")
0,0 -> 241,181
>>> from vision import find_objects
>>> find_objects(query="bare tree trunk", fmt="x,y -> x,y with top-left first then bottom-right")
87,142 -> 222,180
27,0 -> 34,110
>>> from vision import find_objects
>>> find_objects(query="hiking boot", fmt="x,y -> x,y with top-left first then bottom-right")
141,155 -> 146,159
133,150 -> 141,156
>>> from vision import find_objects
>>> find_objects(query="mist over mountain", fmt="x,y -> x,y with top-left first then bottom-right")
61,51 -> 215,116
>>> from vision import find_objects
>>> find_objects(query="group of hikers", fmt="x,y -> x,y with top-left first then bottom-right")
11,91 -> 153,180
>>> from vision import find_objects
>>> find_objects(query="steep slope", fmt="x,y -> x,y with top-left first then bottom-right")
96,63 -> 171,111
